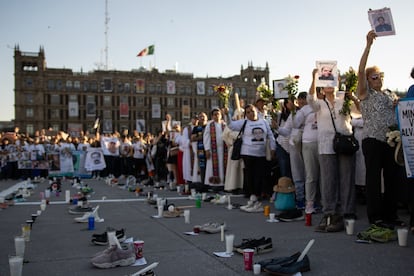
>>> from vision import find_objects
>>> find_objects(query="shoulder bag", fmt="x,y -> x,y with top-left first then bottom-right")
324,99 -> 359,155
231,120 -> 247,160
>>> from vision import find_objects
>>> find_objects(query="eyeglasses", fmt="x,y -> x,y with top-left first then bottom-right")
370,72 -> 384,80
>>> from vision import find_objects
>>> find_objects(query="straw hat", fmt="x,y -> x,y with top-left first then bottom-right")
273,177 -> 296,193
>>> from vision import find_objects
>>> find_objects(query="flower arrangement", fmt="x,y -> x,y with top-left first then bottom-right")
285,75 -> 300,100
339,67 -> 358,116
257,80 -> 280,119
386,126 -> 401,147
213,83 -> 232,108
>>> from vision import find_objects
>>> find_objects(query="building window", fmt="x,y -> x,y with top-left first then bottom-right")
26,108 -> 34,118
66,80 -> 72,90
149,84 -> 155,93
69,95 -> 77,101
90,81 -> 98,92
50,94 -> 60,105
197,98 -> 204,107
207,86 -> 214,96
56,80 -> 63,91
51,124 -> 60,131
136,97 -> 144,106
83,81 -> 89,91
103,78 -> 112,92
25,78 -> 33,87
50,109 -> 60,119
241,88 -> 247,97
26,124 -> 34,135
167,97 -> 175,106
125,83 -> 130,92
25,93 -> 34,104
211,99 -> 219,108
47,80 -> 55,90
117,82 -> 124,92
103,95 -> 111,106
74,81 -> 81,90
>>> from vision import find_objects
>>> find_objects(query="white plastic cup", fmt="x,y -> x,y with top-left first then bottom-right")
14,236 -> 25,257
345,219 -> 355,235
191,189 -> 196,197
225,234 -> 235,254
176,185 -> 182,194
40,203 -> 46,211
45,189 -> 51,198
157,205 -> 164,217
37,210 -> 42,216
184,209 -> 190,224
9,255 -> 23,276
397,228 -> 408,247
269,213 -> 276,221
253,263 -> 261,275
21,224 -> 31,242
65,190 -> 70,203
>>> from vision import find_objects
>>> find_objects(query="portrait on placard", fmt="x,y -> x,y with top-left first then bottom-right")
273,79 -> 288,99
316,61 -> 338,88
368,8 -> 395,37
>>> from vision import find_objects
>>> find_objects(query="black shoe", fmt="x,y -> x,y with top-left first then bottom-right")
264,254 -> 310,275
234,237 -> 273,254
259,252 -> 301,269
91,228 -> 126,245
326,214 -> 344,232
278,209 -> 304,222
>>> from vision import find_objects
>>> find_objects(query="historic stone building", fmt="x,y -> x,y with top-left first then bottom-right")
14,46 -> 269,136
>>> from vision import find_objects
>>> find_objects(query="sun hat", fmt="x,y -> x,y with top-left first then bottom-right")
273,177 -> 296,193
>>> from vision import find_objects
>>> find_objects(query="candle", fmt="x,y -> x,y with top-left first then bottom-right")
220,225 -> 225,242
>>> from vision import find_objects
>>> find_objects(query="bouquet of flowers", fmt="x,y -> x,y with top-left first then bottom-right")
386,126 -> 401,147
339,67 -> 358,116
257,80 -> 279,120
285,75 -> 300,99
213,83 -> 233,108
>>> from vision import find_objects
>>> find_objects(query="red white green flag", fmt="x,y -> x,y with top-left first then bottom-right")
137,45 -> 155,57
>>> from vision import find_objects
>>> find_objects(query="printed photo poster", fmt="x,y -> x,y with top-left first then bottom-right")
120,96 -> 129,118
152,103 -> 161,119
182,105 -> 190,119
85,148 -> 106,171
135,79 -> 145,93
102,119 -> 113,134
59,149 -> 74,173
86,102 -> 96,117
166,80 -> 176,94
72,151 -> 91,178
68,101 -> 79,117
316,61 -> 338,88
396,99 -> 414,177
273,79 -> 288,99
136,119 -> 146,133
368,7 -> 396,37
101,136 -> 120,156
197,81 -> 205,95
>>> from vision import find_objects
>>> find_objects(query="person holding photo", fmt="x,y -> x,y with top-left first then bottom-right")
356,30 -> 403,228
319,66 -> 334,81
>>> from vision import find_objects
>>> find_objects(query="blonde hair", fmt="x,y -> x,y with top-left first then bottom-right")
365,66 -> 381,79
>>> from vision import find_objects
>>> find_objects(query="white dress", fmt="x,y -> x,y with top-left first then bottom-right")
222,126 -> 244,191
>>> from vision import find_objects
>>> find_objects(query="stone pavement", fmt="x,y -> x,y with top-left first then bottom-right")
1,178 -> 414,276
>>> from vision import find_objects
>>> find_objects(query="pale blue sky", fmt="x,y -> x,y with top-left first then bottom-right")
1,0 -> 413,121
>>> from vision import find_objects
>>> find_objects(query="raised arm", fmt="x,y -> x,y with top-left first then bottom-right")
356,30 -> 377,100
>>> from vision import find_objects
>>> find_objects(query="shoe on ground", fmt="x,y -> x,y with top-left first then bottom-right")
263,254 -> 310,275
199,222 -> 226,234
278,209 -> 304,222
305,201 -> 315,214
74,205 -> 104,223
259,252 -> 301,269
92,228 -> 126,245
242,201 -> 264,213
91,244 -> 136,269
357,224 -> 397,243
326,214 -> 344,232
68,205 -> 94,215
234,237 -> 273,254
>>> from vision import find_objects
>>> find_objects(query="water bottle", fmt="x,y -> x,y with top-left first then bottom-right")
88,215 -> 95,230
195,193 -> 201,208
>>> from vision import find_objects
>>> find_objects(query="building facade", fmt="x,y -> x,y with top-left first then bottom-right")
14,46 -> 269,136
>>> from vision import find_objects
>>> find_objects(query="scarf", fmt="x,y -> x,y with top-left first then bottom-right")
209,121 -> 227,184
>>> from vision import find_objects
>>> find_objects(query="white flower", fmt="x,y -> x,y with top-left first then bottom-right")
386,130 -> 401,147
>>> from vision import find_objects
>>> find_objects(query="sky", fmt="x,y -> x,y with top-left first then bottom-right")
1,0 -> 413,121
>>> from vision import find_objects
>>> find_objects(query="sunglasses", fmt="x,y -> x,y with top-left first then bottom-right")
370,72 -> 384,80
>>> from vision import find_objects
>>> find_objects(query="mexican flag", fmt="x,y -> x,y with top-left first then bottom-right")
137,45 -> 155,57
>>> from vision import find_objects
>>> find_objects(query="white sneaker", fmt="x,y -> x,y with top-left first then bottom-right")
74,205 -> 104,223
242,201 -> 264,213
240,200 -> 255,211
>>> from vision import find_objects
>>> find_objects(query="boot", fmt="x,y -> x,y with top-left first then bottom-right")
326,213 -> 344,232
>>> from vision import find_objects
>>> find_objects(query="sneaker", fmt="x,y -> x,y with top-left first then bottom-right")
242,201 -> 264,213
199,222 -> 226,234
234,237 -> 273,254
92,229 -> 126,245
91,244 -> 136,268
263,254 -> 310,275
74,205 -> 104,223
278,209 -> 304,222
305,201 -> 315,214
68,205 -> 94,215
357,224 -> 397,243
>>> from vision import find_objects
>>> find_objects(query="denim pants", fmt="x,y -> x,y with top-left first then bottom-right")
276,143 -> 291,178
319,153 -> 355,215
289,143 -> 305,202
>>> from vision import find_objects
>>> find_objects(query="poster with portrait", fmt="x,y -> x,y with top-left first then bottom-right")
196,81 -> 205,95
135,79 -> 145,93
316,61 -> 338,88
136,119 -> 146,133
273,79 -> 288,99
101,136 -> 120,156
85,148 -> 106,171
151,104 -> 161,119
368,8 -> 395,37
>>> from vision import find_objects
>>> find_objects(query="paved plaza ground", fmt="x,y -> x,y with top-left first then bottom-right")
1,177 -> 414,276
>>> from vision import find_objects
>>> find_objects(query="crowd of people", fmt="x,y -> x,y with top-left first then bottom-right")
1,30 -> 414,234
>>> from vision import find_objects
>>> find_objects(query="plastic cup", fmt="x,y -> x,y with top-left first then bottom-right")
157,205 -> 164,217
243,248 -> 254,270
133,240 -> 144,259
21,224 -> 31,242
14,236 -> 25,257
176,185 -> 182,194
45,189 -> 51,198
305,213 -> 312,226
253,263 -> 261,275
40,203 -> 46,211
184,209 -> 190,224
269,213 -> 276,221
225,234 -> 235,254
397,228 -> 408,247
9,255 -> 23,276
65,190 -> 70,203
345,219 -> 355,235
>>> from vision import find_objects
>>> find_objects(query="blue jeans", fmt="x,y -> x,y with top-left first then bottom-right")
276,143 -> 291,178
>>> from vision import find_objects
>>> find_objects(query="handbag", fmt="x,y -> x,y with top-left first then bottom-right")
231,120 -> 247,160
324,99 -> 359,155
